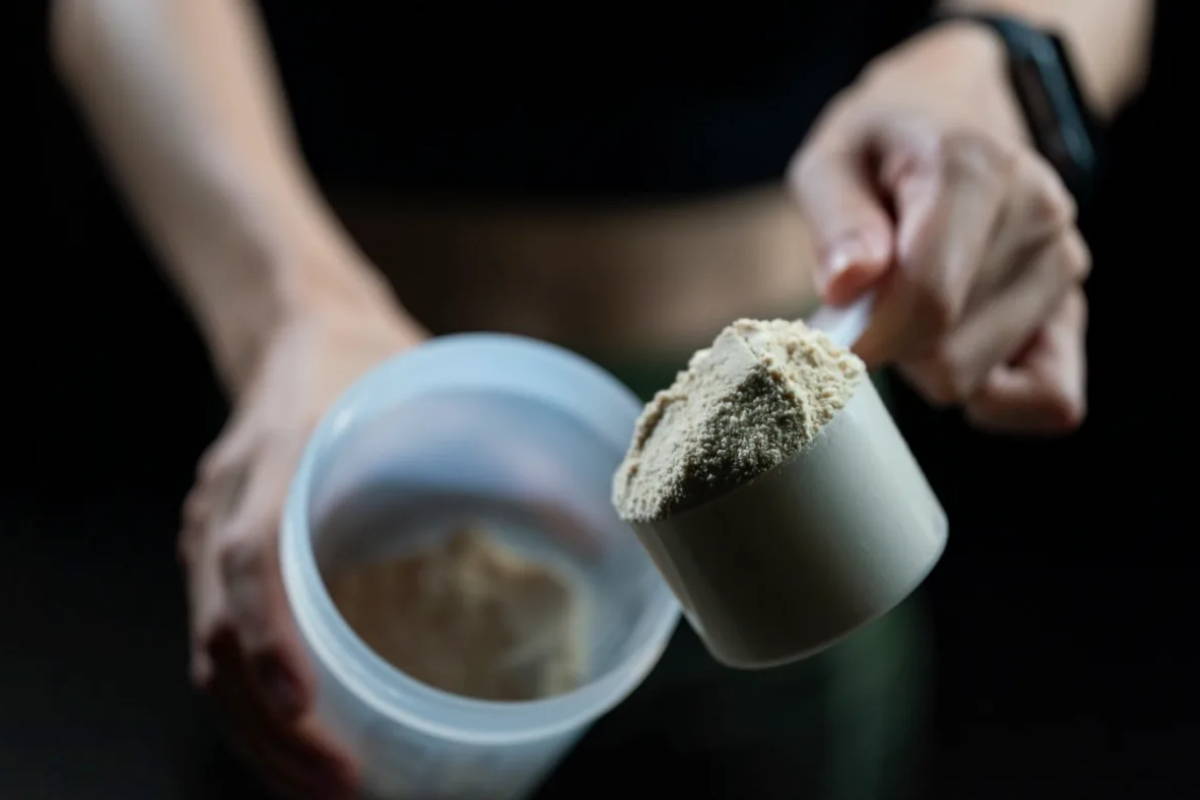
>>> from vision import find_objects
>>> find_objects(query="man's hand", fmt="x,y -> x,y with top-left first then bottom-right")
178,303 -> 425,798
790,22 -> 1090,433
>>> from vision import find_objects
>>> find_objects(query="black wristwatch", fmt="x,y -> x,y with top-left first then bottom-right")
932,13 -> 1098,204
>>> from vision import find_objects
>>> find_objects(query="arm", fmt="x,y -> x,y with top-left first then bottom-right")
940,0 -> 1154,118
51,0 -> 420,393
51,2 -> 422,796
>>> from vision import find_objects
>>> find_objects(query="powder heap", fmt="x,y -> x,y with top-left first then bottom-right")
613,318 -> 865,522
326,526 -> 584,701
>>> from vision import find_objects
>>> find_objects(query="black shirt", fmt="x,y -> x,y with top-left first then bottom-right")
256,2 -> 933,198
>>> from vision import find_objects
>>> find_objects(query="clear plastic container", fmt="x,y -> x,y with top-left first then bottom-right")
280,333 -> 680,799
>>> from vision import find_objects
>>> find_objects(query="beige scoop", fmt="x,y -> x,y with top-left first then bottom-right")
629,294 -> 947,668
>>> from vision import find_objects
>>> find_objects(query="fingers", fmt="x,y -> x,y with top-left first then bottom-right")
235,723 -> 358,800
965,288 -> 1088,434
854,129 -> 1013,366
216,439 -> 313,721
967,154 -> 1080,304
184,518 -> 225,689
182,431 -> 253,689
180,425 -> 358,797
901,229 -> 1089,405
826,122 -> 1089,434
789,128 -> 894,305
209,626 -> 359,799
977,155 -> 1077,289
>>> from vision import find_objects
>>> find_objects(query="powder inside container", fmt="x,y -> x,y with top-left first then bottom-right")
325,526 -> 585,701
613,318 -> 864,522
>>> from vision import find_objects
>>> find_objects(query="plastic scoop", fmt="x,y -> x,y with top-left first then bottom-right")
628,292 -> 947,668
806,291 -> 877,349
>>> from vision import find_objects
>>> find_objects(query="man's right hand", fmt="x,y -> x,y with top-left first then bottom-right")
178,304 -> 425,799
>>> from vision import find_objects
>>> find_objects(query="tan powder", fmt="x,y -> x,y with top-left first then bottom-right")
325,527 -> 584,701
613,318 -> 864,522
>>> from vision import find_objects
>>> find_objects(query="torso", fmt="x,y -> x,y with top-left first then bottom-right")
336,185 -> 819,360
261,1 -> 932,358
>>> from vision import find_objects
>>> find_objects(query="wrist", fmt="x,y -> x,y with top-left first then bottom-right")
198,232 -> 420,397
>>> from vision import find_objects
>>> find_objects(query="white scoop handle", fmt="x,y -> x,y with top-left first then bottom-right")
805,291 -> 875,349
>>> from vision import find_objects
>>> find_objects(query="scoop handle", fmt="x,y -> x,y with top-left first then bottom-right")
805,290 -> 875,349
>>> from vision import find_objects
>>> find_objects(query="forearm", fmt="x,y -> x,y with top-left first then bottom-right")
939,0 -> 1154,117
50,0 -> 406,392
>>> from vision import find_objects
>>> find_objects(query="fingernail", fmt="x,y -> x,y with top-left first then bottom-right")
823,232 -> 876,284
257,659 -> 303,718
821,232 -> 889,301
822,238 -> 865,285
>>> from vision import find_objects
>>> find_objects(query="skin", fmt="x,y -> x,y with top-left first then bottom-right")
792,22 -> 1093,431
792,0 -> 1154,431
49,0 -> 1151,796
51,1 -> 421,795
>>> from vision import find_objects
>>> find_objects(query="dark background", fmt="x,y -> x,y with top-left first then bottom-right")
10,3 -> 1195,798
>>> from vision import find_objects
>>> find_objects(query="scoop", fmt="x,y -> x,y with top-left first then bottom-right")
806,291 -> 877,350
628,292 -> 947,668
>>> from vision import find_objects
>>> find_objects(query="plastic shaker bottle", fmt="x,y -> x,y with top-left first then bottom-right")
281,334 -> 679,799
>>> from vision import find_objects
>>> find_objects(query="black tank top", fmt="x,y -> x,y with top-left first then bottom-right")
256,2 -> 933,198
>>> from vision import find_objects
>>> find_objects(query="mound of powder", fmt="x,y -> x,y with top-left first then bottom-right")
325,526 -> 584,701
613,318 -> 865,522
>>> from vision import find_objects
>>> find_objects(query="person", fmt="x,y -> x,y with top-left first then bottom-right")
49,1 -> 1152,797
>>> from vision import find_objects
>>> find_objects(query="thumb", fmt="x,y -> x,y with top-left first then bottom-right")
789,148 -> 894,305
